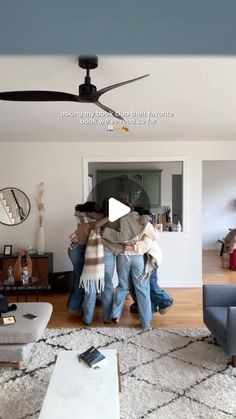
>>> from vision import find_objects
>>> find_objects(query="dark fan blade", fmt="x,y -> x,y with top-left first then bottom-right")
0,91 -> 80,102
97,74 -> 149,98
95,102 -> 124,121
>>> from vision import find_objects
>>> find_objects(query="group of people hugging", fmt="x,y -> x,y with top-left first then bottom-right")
67,200 -> 173,328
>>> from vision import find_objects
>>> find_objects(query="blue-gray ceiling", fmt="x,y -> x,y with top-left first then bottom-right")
0,0 -> 236,54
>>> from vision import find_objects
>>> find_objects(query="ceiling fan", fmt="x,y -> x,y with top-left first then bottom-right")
0,56 -> 149,121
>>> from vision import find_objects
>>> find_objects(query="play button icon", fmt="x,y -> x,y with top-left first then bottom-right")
108,198 -> 131,222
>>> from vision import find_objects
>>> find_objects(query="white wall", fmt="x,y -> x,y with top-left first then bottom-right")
1,140 -> 236,287
202,160 -> 236,250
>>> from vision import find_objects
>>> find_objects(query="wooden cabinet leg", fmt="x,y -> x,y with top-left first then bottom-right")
17,361 -> 22,370
232,355 -> 236,367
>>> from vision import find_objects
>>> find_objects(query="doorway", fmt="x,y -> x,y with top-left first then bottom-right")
172,174 -> 183,224
83,158 -> 185,229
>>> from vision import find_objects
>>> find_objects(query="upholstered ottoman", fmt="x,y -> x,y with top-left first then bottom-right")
0,302 -> 52,369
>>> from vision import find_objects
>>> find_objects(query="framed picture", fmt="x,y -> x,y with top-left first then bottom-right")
3,245 -> 12,256
0,316 -> 16,326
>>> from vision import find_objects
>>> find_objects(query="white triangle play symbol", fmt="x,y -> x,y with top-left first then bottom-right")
108,198 -> 131,222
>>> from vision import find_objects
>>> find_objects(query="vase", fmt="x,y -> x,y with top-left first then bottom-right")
37,225 -> 45,255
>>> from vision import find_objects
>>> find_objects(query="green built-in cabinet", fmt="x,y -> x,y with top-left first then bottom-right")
96,170 -> 161,209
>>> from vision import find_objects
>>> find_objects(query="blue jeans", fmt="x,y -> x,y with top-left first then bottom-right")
102,250 -> 116,322
68,246 -> 98,325
67,244 -> 86,313
149,269 -> 173,312
129,267 -> 173,313
83,250 -> 116,324
113,254 -> 151,328
83,290 -> 97,324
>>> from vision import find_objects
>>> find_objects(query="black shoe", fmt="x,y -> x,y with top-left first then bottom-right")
159,300 -> 174,315
96,293 -> 102,306
130,303 -> 139,314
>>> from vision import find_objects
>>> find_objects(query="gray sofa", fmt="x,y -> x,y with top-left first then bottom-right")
0,302 -> 52,369
203,284 -> 236,367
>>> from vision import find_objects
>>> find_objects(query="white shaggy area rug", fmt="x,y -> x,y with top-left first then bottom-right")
0,327 -> 236,419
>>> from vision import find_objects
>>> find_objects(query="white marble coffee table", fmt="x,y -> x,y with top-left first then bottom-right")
39,349 -> 120,419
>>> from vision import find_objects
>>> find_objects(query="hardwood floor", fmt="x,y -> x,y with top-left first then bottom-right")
24,250 -> 236,329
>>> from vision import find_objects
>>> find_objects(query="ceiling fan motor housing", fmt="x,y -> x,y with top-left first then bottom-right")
78,56 -> 98,99
78,55 -> 98,69
79,83 -> 97,97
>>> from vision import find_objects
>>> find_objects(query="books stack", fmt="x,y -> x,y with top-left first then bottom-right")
78,346 -> 106,369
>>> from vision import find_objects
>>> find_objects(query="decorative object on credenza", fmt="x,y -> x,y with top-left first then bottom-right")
35,182 -> 45,255
13,249 -> 33,283
37,226 -> 45,255
3,244 -> 12,256
27,245 -> 37,255
5,265 -> 15,285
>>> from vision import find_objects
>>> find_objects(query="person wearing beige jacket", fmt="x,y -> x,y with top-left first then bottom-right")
102,212 -> 157,328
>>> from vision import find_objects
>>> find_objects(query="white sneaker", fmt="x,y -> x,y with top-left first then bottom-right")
142,325 -> 152,331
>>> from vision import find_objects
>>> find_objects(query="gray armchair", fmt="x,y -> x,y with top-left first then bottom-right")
203,284 -> 236,367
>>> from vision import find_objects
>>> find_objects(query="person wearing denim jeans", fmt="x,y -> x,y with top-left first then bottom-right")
83,289 -> 98,324
102,208 -> 162,327
67,243 -> 100,324
102,212 -> 157,328
149,269 -> 173,312
102,249 -> 116,323
67,201 -> 108,324
128,207 -> 173,315
129,267 -> 173,314
100,209 -> 120,324
113,253 -> 151,328
67,244 -> 86,314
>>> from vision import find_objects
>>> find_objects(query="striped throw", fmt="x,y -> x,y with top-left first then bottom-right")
78,213 -> 105,293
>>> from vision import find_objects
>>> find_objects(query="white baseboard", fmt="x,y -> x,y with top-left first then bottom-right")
159,281 -> 202,288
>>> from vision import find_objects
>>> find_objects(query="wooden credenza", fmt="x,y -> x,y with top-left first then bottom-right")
0,252 -> 53,288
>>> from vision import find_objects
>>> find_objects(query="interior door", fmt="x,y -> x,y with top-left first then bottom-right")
172,174 -> 183,224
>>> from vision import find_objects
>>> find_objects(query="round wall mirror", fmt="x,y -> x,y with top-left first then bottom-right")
0,187 -> 31,226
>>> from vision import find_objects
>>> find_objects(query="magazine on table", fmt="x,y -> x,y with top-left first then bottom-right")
78,346 -> 106,369
22,313 -> 38,320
